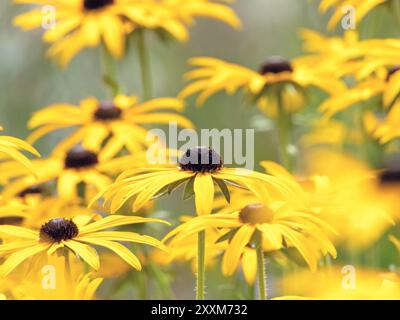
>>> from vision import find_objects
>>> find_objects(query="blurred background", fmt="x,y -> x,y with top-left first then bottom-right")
2,0 -> 400,299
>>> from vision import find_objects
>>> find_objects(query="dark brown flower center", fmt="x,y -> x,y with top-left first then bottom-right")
17,186 -> 43,198
84,0 -> 114,10
179,147 -> 223,173
40,218 -> 79,243
94,101 -> 122,121
239,204 -> 274,224
386,66 -> 400,81
379,168 -> 400,185
65,147 -> 98,169
259,56 -> 293,75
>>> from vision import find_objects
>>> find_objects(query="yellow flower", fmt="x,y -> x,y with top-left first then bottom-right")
0,127 -> 40,175
0,190 -> 102,229
163,202 -> 337,275
318,0 -> 388,30
303,150 -> 398,248
319,67 -> 400,117
179,56 -> 345,116
167,0 -> 241,30
0,147 -> 118,201
14,0 -> 240,66
14,0 -> 138,66
6,254 -> 102,300
127,0 -> 241,41
364,100 -> 400,144
0,214 -> 168,276
92,146 -> 301,215
28,95 -> 193,160
300,118 -> 362,148
280,267 -> 400,300
0,146 -> 155,203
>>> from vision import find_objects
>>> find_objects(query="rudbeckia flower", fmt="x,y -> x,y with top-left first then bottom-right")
303,150 -> 398,248
14,0 -> 240,66
14,0 -> 138,66
318,0 -> 388,30
179,56 -> 345,115
0,127 -> 40,175
0,146 -> 131,201
28,95 -> 193,160
280,267 -> 400,300
0,214 -> 168,276
364,99 -> 400,144
163,201 -> 337,275
92,146 -> 301,215
5,254 -> 103,300
1,188 -> 100,228
319,66 -> 400,117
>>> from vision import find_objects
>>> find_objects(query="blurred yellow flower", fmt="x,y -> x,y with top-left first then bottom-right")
0,147 -> 115,201
318,0 -> 388,30
304,150 -> 398,248
0,214 -> 168,276
179,56 -> 345,116
14,0 -> 240,66
163,201 -> 337,275
28,95 -> 193,160
280,266 -> 400,299
364,100 -> 400,144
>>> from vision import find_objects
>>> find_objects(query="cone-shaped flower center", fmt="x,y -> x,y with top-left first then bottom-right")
379,168 -> 400,185
239,204 -> 274,224
40,218 -> 79,243
179,146 -> 223,173
259,56 -> 293,75
65,147 -> 98,169
94,101 -> 122,120
17,185 -> 43,198
386,66 -> 400,81
84,0 -> 114,10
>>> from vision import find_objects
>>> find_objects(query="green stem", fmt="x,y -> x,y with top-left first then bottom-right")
101,45 -> 119,97
276,91 -> 294,172
196,230 -> 206,300
137,29 -> 152,100
256,237 -> 267,300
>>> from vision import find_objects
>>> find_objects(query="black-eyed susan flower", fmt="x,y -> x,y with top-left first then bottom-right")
319,67 -> 400,117
28,95 -> 193,160
364,100 -> 400,144
179,57 -> 345,170
179,56 -> 345,113
5,253 -> 103,300
318,0 -> 389,30
163,201 -> 337,299
0,127 -> 40,175
14,0 -> 240,66
1,189 -> 100,229
13,0 -> 138,66
92,146 -> 301,215
0,214 -> 168,276
280,266 -> 400,300
303,150 -> 398,249
0,147 -> 119,201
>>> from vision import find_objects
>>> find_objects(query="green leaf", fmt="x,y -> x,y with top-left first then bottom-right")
214,178 -> 231,203
183,176 -> 195,200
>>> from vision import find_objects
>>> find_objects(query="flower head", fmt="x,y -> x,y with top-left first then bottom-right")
28,95 -> 193,160
0,214 -> 168,276
91,146 -> 301,215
